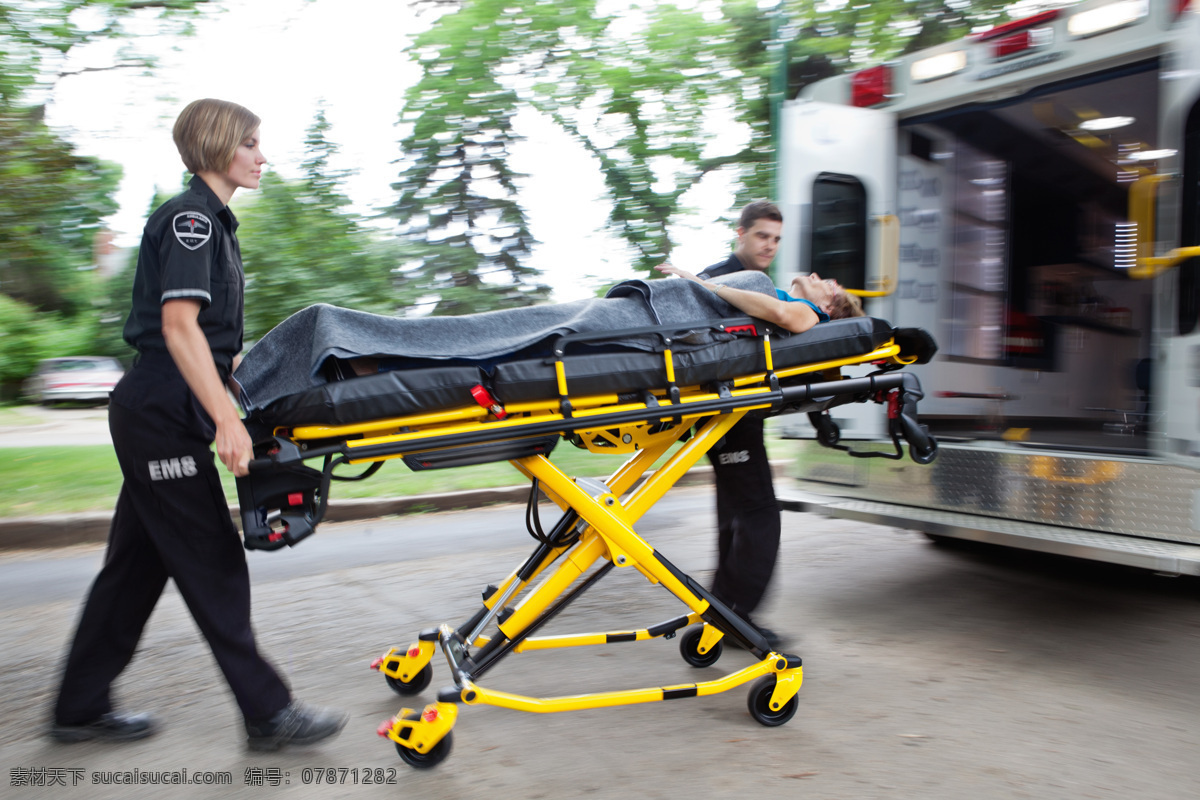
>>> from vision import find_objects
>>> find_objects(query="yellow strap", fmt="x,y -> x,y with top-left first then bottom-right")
554,359 -> 568,397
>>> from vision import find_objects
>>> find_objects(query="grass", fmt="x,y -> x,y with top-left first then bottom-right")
0,444 -> 650,518
2,447 -> 125,516
0,408 -> 800,518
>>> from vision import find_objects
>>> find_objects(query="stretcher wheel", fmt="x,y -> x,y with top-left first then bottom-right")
909,433 -> 938,465
385,663 -> 433,696
747,675 -> 798,727
395,732 -> 453,769
815,419 -> 840,447
679,627 -> 723,668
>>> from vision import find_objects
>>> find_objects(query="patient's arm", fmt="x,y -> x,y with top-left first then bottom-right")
655,264 -> 820,334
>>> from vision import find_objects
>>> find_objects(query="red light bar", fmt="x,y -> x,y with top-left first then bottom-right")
851,65 -> 892,108
993,30 -> 1032,58
973,8 -> 1060,41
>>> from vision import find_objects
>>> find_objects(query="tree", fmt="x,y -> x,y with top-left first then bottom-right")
539,3 -> 758,271
238,110 -> 403,341
90,188 -> 178,361
0,1 -> 210,113
0,1 -> 211,328
0,110 -> 121,315
397,0 -> 1021,277
389,0 -> 605,315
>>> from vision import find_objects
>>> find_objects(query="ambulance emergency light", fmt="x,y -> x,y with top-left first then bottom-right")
1068,0 -> 1149,37
850,65 -> 892,107
910,51 -> 967,83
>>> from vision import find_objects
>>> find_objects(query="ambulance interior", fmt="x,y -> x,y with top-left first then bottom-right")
902,62 -> 1161,453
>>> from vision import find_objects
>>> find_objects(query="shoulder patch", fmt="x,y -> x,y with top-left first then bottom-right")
172,211 -> 212,251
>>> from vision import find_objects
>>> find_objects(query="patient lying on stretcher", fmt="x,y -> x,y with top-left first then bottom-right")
655,266 -> 865,330
342,271 -> 863,379
233,269 -> 878,421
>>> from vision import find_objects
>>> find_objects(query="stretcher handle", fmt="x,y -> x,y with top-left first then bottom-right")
936,390 -> 1016,401
247,437 -> 305,472
784,372 -> 936,464
245,437 -> 383,478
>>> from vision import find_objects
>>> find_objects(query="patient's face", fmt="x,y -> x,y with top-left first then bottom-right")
789,273 -> 839,312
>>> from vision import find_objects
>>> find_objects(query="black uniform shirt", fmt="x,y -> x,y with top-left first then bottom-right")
697,253 -> 746,280
123,175 -> 245,375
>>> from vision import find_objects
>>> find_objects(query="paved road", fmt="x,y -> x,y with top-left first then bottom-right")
2,488 -> 1198,799
0,407 -> 111,448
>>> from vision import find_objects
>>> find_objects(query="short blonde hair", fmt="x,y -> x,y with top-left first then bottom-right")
172,99 -> 260,174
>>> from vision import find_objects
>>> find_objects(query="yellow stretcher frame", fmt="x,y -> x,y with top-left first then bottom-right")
242,330 -> 935,769
371,409 -> 803,768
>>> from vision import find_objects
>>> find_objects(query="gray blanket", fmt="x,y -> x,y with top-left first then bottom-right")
234,271 -> 778,411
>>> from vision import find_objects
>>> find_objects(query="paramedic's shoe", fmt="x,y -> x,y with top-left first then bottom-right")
754,625 -> 785,652
727,622 -> 786,652
246,702 -> 348,751
50,711 -> 158,743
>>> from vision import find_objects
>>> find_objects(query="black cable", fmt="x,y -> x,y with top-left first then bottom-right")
525,479 -> 551,544
329,461 -> 384,481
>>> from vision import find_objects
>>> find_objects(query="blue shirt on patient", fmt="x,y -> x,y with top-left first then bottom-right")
774,290 -> 830,323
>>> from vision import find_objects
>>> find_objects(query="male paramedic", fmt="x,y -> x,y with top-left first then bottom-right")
51,99 -> 348,750
657,201 -> 862,651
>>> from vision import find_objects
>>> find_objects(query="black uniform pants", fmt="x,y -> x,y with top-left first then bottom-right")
706,415 -> 780,617
54,357 -> 290,725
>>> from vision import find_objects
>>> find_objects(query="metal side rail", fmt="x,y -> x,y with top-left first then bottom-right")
239,370 -> 935,551
778,490 -> 1200,576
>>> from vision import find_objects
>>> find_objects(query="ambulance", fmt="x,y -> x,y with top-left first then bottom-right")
776,0 -> 1200,573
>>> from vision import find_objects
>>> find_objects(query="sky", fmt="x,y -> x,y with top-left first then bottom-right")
43,0 -> 743,302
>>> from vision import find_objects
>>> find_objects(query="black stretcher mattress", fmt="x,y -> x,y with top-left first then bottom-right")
250,317 -> 897,429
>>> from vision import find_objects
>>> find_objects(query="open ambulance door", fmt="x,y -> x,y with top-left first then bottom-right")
776,99 -> 898,441
1152,58 -> 1200,469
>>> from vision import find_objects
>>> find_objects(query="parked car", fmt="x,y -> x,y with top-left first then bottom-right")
23,357 -> 125,406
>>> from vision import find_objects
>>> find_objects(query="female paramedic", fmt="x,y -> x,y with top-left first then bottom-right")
51,99 -> 347,750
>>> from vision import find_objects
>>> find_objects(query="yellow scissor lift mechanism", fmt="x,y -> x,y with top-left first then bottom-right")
243,321 -> 935,768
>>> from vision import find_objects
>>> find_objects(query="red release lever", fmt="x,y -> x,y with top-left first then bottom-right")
470,384 -> 508,419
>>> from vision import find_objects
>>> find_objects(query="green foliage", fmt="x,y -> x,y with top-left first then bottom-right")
0,0 -> 210,383
0,110 -> 121,315
0,295 -> 47,390
238,110 -> 402,341
88,187 -> 180,361
0,0 -> 209,111
0,293 -> 99,397
407,0 -> 1023,274
388,0 -> 607,314
90,249 -> 139,360
541,2 -> 758,270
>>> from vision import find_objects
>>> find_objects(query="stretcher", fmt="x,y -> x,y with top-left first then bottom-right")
234,313 -> 938,768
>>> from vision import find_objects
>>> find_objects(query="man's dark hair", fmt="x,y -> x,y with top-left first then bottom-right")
738,200 -> 783,230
